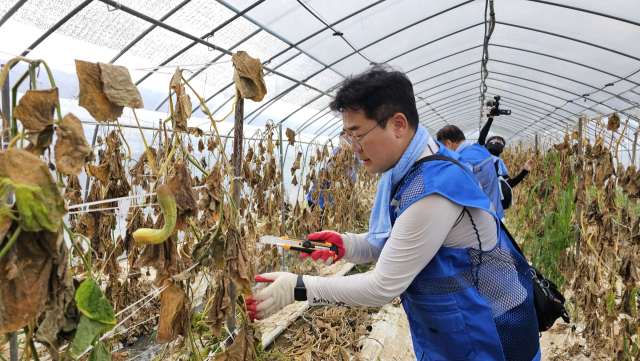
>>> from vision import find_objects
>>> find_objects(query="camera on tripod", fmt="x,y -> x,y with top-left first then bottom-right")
485,95 -> 511,117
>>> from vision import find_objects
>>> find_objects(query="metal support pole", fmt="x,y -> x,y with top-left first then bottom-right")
227,87 -> 244,346
575,117 -> 583,262
534,133 -> 538,154
278,124 -> 286,270
1,65 -> 17,361
627,130 -> 638,210
1,64 -> 9,148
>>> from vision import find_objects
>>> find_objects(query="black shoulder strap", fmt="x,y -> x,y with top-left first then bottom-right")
499,219 -> 526,259
413,155 -> 476,181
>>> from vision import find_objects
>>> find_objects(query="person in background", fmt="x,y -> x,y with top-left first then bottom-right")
438,109 -> 533,219
306,147 -> 358,211
246,65 -> 541,361
478,109 -> 534,191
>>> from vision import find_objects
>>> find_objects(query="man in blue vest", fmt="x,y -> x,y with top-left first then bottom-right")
246,65 -> 541,361
437,121 -> 533,220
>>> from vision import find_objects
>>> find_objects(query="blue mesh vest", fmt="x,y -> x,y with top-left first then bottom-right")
389,142 -> 540,361
457,142 -> 505,219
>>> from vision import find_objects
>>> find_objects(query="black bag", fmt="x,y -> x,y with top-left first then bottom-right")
500,220 -> 570,332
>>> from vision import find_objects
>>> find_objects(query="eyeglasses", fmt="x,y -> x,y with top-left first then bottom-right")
339,118 -> 387,150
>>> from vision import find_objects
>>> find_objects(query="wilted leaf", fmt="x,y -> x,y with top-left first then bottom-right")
13,88 -> 58,132
170,68 -> 191,132
98,63 -> 144,109
205,270 -> 232,337
0,229 -> 66,334
167,163 -> 198,232
76,60 -> 123,122
55,113 -> 92,175
24,124 -> 54,156
215,318 -> 261,361
86,163 -> 110,183
0,149 -> 67,232
225,226 -> 252,296
188,127 -> 203,137
157,281 -> 189,344
88,342 -> 111,361
285,128 -> 296,146
232,51 -> 267,102
607,112 -> 621,131
70,314 -> 114,358
75,278 -> 116,324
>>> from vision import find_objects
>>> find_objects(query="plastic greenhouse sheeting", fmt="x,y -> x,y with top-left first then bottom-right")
1,0 -> 640,147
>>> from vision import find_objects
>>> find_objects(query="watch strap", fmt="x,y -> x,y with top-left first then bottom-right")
294,275 -> 307,301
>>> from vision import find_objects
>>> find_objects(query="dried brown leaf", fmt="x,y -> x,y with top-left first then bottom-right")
169,68 -> 191,132
225,226 -> 252,296
98,63 -> 144,109
24,124 -> 54,156
205,270 -> 232,337
285,128 -> 296,146
54,113 -> 92,175
168,163 -> 198,232
85,163 -> 110,183
232,51 -> 267,102
607,112 -> 621,131
156,281 -> 189,344
76,60 -> 123,122
13,88 -> 58,132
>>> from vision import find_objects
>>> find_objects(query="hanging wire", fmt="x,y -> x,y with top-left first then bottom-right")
478,0 -> 495,128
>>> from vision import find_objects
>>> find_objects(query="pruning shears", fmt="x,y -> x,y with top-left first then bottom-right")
259,235 -> 339,259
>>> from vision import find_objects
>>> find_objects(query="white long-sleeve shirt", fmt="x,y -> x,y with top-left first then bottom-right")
303,139 -> 498,307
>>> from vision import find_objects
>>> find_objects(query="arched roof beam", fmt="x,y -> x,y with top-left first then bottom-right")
406,45 -> 483,74
487,77 -> 638,123
423,103 -> 479,123
486,87 -> 636,142
296,107 -> 332,132
414,72 -> 478,96
248,21 -> 485,129
422,98 -> 478,121
415,79 -> 479,102
0,0 -> 28,29
413,61 -> 479,90
418,93 -> 481,117
526,1 -> 640,28
109,0 -> 193,64
491,44 -> 640,90
11,0 -> 93,68
97,0 -> 331,96
496,22 -> 640,63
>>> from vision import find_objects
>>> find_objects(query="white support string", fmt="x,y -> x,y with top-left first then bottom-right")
67,186 -> 205,210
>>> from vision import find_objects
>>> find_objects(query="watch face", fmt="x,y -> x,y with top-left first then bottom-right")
294,287 -> 307,302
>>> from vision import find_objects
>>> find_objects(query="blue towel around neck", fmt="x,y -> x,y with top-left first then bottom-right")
454,140 -> 472,154
365,126 -> 430,249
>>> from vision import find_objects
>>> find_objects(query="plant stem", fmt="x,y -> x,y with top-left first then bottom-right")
0,225 -> 22,260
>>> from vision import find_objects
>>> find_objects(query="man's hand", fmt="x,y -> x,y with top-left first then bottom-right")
486,107 -> 494,118
301,231 -> 346,265
524,159 -> 534,171
245,273 -> 297,321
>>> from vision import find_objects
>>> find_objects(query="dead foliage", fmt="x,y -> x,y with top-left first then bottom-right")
75,60 -> 123,122
54,113 -> 92,175
13,88 -> 58,132
232,51 -> 267,102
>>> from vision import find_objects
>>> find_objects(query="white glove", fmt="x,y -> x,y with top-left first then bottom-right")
245,272 -> 297,321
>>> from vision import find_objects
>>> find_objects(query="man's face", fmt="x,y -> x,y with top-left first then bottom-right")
342,110 -> 409,174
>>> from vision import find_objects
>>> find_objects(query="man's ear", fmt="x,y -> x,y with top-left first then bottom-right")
390,113 -> 408,138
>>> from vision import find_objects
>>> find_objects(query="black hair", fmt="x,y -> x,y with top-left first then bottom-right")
329,64 -> 419,130
487,135 -> 506,145
436,125 -> 466,143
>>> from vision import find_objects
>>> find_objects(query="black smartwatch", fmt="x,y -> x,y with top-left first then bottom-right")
294,275 -> 307,301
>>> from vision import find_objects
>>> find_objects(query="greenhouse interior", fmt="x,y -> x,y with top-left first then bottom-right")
1,0 -> 639,360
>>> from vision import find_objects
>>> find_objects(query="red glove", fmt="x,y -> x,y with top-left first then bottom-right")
301,231 -> 346,265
